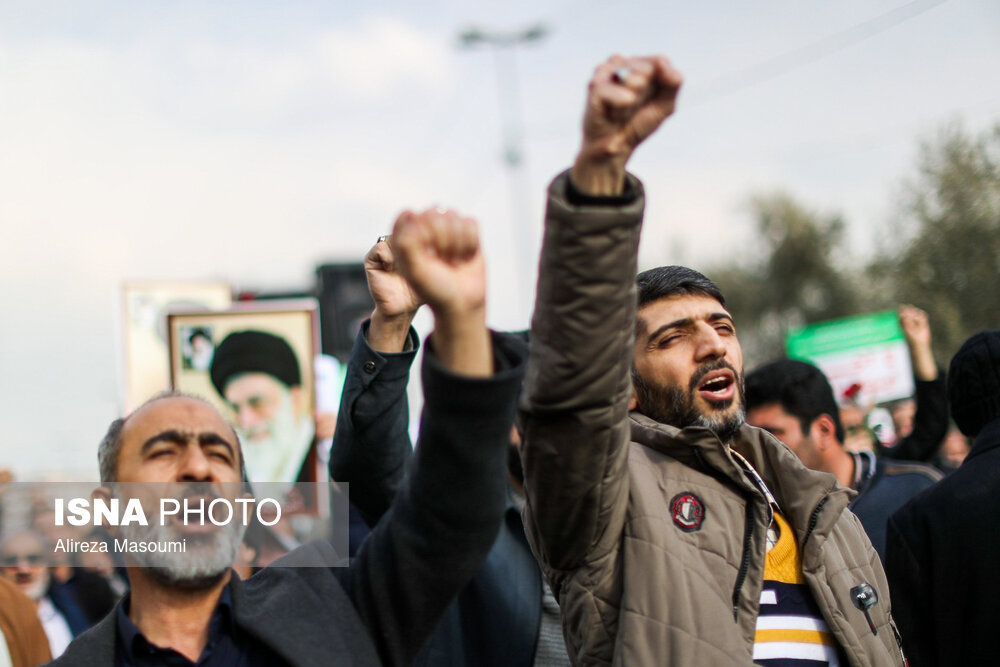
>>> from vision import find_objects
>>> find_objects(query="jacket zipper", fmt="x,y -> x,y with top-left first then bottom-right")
732,500 -> 754,621
802,496 -> 829,547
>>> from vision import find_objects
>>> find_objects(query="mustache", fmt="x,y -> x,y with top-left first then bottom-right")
688,359 -> 740,393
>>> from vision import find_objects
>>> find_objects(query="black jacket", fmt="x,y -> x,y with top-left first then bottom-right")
48,336 -> 526,667
331,326 -> 551,667
886,417 -> 1000,667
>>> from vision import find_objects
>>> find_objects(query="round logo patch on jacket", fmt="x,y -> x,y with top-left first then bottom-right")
670,492 -> 706,532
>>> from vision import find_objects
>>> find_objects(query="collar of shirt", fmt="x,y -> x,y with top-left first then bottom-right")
116,581 -> 236,665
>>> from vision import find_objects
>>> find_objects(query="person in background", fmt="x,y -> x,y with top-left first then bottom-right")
886,330 -> 1000,667
330,235 -> 568,667
0,575 -> 51,667
0,530 -> 89,658
880,305 -> 948,462
746,359 -> 942,561
932,423 -> 970,474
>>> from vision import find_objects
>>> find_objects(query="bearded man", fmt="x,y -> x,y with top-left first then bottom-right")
518,54 -> 905,666
209,329 -> 315,493
48,207 -> 527,667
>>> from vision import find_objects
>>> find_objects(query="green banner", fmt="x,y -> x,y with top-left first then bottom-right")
786,311 -> 903,360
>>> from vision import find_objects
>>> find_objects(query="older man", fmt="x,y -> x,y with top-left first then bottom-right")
49,208 -> 526,667
0,530 -> 89,658
209,329 -> 315,490
518,54 -> 904,665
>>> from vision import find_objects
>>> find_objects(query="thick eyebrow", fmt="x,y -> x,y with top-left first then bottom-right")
644,312 -> 735,347
141,430 -> 236,459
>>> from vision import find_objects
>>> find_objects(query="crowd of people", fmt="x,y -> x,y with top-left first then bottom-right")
0,53 -> 995,667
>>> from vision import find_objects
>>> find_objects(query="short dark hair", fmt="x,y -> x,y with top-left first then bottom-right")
745,358 -> 845,443
636,266 -> 726,309
98,391 -> 244,484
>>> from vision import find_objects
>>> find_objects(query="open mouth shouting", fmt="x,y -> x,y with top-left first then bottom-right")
693,365 -> 738,406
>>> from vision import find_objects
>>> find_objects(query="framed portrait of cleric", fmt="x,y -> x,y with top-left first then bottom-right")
167,300 -> 321,513
119,281 -> 233,413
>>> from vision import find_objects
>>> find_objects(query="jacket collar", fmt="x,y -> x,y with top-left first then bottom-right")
630,412 -> 854,549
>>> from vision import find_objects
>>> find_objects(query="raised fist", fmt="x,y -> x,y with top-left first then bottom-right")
898,304 -> 931,348
365,236 -> 423,320
573,54 -> 683,195
391,207 -> 486,318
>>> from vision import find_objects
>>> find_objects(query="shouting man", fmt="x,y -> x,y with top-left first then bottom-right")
518,55 -> 905,666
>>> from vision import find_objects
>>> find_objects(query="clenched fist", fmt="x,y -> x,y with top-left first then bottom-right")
391,208 -> 486,318
572,54 -> 683,195
391,207 -> 491,377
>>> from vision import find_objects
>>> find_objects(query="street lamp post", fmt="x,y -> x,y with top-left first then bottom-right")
458,23 -> 548,322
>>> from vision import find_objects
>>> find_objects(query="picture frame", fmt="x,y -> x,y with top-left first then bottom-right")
120,281 -> 232,413
166,300 -> 321,501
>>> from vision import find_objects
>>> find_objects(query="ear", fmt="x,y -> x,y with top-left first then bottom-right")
628,389 -> 639,412
810,414 -> 838,450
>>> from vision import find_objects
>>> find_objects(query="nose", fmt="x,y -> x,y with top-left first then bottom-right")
693,323 -> 726,362
178,447 -> 213,482
236,405 -> 262,431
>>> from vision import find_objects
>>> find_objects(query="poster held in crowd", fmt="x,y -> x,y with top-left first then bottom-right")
167,300 -> 322,511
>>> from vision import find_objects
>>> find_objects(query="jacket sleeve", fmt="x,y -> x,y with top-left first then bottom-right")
328,322 -> 418,528
519,169 -> 645,573
342,331 -> 527,667
885,510 -> 933,666
882,376 -> 948,462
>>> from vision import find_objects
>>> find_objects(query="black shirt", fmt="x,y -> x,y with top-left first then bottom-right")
115,582 -> 287,667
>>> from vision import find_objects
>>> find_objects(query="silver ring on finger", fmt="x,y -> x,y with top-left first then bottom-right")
612,66 -> 630,84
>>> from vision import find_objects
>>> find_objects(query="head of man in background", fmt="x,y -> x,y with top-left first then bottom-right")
0,529 -> 50,603
745,357 -> 942,560
744,359 -> 847,475
629,265 -> 745,443
210,330 -> 314,485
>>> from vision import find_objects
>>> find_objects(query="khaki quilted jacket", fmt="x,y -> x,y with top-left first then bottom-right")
519,171 -> 906,667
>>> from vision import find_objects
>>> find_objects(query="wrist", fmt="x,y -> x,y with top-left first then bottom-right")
430,309 -> 492,378
571,151 -> 627,196
368,308 -> 415,353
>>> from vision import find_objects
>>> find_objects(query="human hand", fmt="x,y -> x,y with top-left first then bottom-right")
572,54 -> 683,195
898,305 -> 931,348
364,236 -> 423,352
365,237 -> 423,320
391,207 -> 491,377
391,208 -> 485,319
898,304 -> 937,380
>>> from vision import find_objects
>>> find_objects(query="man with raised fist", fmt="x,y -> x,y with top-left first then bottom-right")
50,208 -> 526,667
518,55 -> 905,666
330,224 -> 568,666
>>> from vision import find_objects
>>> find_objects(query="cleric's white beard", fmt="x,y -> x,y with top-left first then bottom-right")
236,393 -> 313,488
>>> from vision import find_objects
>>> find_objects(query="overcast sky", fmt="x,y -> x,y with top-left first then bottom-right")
2,0 -> 998,478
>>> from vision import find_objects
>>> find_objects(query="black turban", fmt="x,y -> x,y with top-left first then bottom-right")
210,330 -> 301,397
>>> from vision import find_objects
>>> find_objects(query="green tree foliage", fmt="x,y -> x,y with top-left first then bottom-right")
870,123 -> 1000,362
709,193 -> 860,366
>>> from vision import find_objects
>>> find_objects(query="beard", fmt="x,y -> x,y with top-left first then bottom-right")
19,569 -> 49,601
235,391 -> 312,487
633,359 -> 747,443
114,483 -> 247,590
